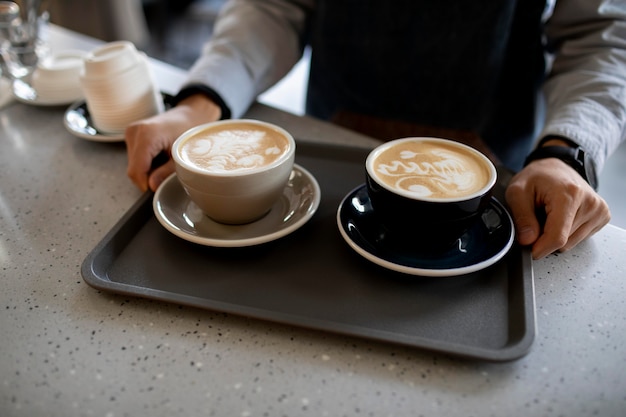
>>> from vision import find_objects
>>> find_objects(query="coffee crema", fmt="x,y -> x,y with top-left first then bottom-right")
179,123 -> 290,173
371,140 -> 491,199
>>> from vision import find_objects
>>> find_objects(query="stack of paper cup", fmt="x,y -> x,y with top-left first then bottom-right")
79,41 -> 163,134
31,50 -> 85,102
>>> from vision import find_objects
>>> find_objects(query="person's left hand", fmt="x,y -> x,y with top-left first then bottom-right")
505,158 -> 611,259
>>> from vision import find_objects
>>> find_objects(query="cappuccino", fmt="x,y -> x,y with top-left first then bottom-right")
369,139 -> 492,200
178,122 -> 290,173
172,120 -> 296,224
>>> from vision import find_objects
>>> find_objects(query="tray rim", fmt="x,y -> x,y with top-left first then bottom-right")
81,140 -> 536,362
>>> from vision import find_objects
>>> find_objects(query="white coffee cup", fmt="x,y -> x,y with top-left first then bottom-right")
172,119 -> 296,224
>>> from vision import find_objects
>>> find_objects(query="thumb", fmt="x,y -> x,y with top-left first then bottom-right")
514,208 -> 544,246
148,160 -> 175,192
506,186 -> 541,246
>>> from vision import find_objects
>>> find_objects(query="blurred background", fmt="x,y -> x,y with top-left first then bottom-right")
46,0 -> 625,229
48,0 -> 225,70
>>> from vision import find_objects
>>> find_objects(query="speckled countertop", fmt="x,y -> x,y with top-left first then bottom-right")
1,26 -> 625,417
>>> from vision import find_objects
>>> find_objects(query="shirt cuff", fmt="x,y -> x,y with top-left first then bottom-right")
172,84 -> 232,120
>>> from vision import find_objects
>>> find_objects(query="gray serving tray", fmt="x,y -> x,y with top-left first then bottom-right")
82,141 -> 536,361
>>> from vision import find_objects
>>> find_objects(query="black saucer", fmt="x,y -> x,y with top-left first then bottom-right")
336,185 -> 515,276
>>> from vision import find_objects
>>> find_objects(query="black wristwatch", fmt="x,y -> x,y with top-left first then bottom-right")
524,138 -> 598,190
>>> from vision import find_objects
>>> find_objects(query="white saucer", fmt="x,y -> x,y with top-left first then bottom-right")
337,185 -> 515,277
154,164 -> 321,247
63,92 -> 174,142
12,78 -> 83,106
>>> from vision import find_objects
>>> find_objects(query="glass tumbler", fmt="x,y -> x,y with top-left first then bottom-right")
0,0 -> 48,79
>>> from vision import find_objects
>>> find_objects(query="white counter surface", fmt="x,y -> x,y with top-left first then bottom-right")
1,25 -> 625,417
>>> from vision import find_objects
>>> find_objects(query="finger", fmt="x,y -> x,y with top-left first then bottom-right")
530,196 -> 576,259
559,200 -> 611,252
533,182 -> 611,258
126,150 -> 153,192
559,221 -> 595,253
126,131 -> 166,192
150,150 -> 170,170
505,182 -> 541,246
125,129 -> 151,191
148,159 -> 175,192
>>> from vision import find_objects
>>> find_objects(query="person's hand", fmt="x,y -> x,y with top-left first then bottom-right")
125,94 -> 222,192
505,157 -> 611,259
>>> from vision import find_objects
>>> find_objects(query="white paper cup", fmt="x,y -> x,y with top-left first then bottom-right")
82,41 -> 138,79
79,47 -> 162,133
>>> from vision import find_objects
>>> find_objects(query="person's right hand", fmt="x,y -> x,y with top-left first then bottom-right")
125,94 -> 222,192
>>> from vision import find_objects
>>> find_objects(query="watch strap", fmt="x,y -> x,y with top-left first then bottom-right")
524,144 -> 597,190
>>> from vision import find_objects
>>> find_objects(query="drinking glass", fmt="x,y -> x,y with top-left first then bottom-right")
0,0 -> 48,80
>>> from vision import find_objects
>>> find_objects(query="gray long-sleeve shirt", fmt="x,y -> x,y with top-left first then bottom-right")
184,0 -> 626,174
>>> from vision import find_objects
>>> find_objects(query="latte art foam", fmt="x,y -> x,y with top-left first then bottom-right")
373,141 -> 490,199
180,125 -> 288,172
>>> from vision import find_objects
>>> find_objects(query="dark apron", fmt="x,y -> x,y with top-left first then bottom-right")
306,0 -> 547,170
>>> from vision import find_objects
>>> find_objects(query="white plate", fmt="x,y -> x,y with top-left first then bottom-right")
154,164 -> 321,247
12,78 -> 82,106
63,92 -> 173,142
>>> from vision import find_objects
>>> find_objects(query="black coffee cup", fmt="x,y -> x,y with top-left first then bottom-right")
365,137 -> 497,248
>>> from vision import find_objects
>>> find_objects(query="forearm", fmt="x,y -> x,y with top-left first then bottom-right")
540,0 -> 626,173
183,0 -> 315,118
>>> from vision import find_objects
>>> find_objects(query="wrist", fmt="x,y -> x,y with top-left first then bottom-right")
525,136 -> 598,190
538,135 -> 584,150
178,94 -> 222,122
173,84 -> 232,120
539,136 -> 574,148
